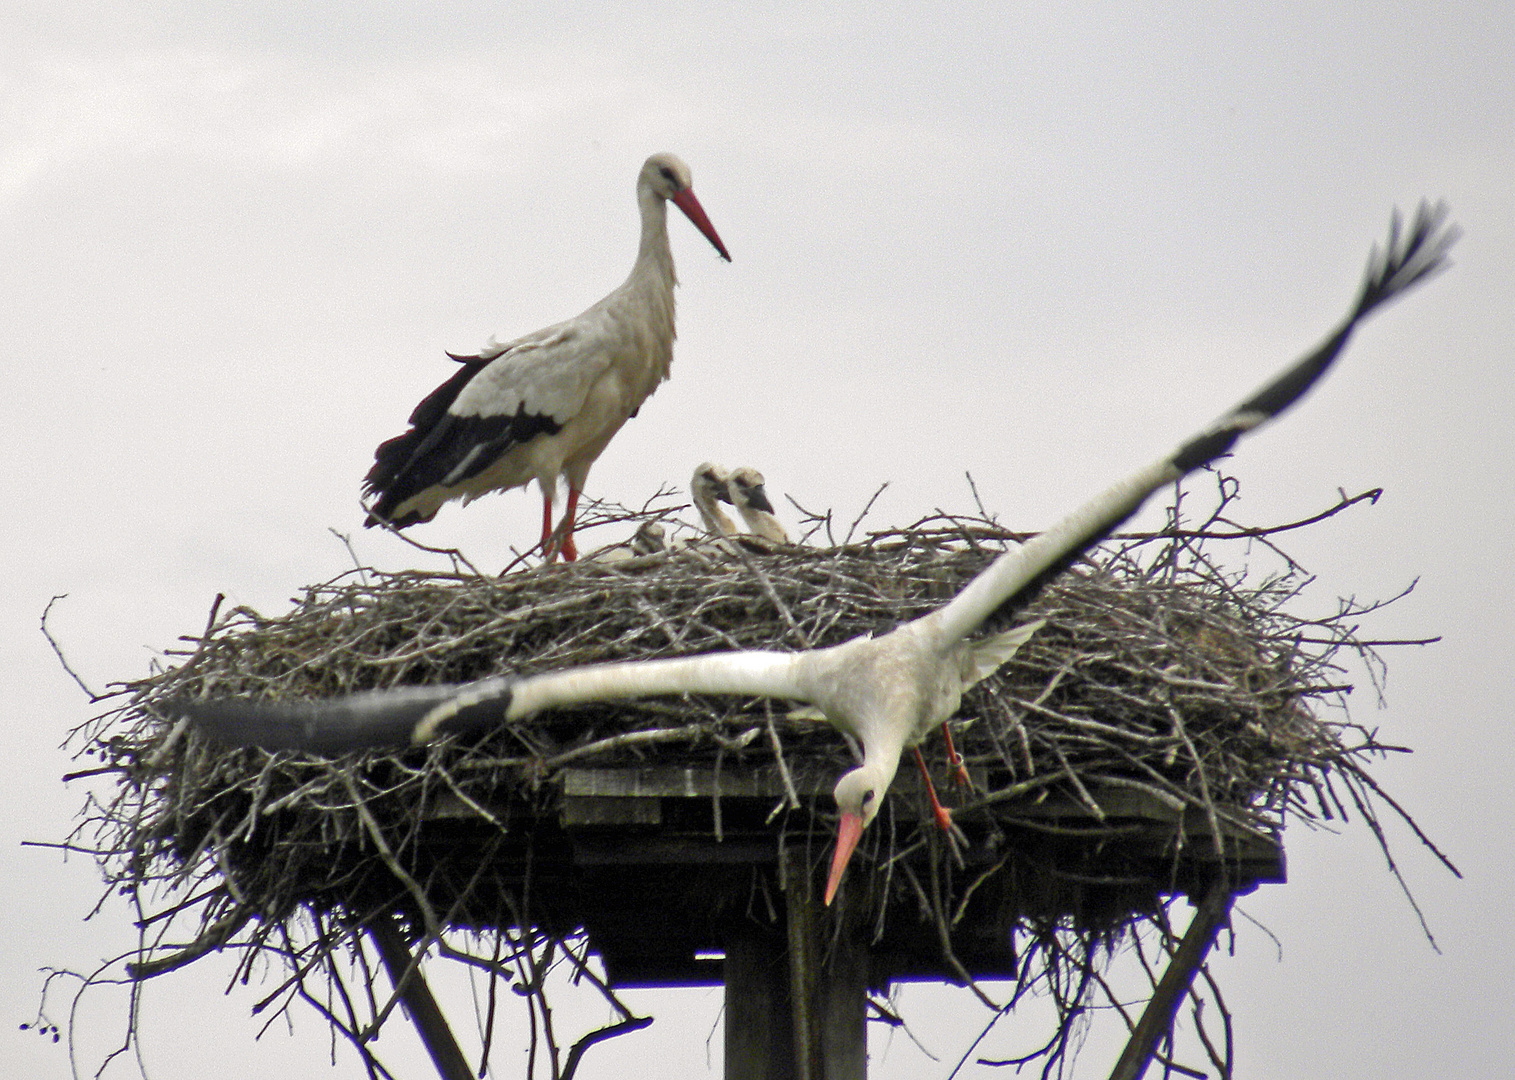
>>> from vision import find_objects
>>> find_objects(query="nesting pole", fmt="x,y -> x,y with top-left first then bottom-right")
722,847 -> 867,1080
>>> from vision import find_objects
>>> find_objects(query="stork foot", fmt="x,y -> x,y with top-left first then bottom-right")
541,520 -> 580,563
931,802 -> 954,834
940,721 -> 975,792
912,746 -> 958,835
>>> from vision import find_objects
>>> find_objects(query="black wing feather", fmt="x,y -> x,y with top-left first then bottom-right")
1172,201 -> 1457,472
174,677 -> 516,754
363,353 -> 563,527
992,202 -> 1457,626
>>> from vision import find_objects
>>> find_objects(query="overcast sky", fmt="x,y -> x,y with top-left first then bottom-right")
5,3 -> 1513,1078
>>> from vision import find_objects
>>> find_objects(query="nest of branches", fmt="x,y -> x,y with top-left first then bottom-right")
54,478 -> 1449,1079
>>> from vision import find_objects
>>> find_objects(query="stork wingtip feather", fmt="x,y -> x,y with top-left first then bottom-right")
169,678 -> 517,756
1355,200 -> 1460,320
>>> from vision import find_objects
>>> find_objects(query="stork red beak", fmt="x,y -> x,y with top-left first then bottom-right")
824,811 -> 865,906
671,188 -> 732,262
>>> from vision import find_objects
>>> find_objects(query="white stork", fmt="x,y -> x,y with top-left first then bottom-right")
728,466 -> 790,544
690,461 -> 740,537
363,153 -> 731,562
180,205 -> 1456,905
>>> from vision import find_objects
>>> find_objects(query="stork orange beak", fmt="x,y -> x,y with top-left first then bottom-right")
824,811 -> 865,906
671,188 -> 732,262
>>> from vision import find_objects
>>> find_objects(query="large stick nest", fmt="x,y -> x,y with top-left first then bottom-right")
56,479 -> 1447,1078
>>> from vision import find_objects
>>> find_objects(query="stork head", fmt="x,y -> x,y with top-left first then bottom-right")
691,462 -> 739,537
824,761 -> 891,906
691,462 -> 734,506
727,466 -> 775,515
641,153 -> 731,261
631,520 -> 667,556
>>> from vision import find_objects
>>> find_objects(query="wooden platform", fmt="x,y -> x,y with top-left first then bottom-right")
401,760 -> 1282,1079
526,763 -> 1282,989
416,762 -> 1282,985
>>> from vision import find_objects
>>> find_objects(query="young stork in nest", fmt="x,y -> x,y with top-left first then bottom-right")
363,153 -> 731,562
728,466 -> 790,544
690,461 -> 740,537
182,205 -> 1456,905
690,462 -> 789,545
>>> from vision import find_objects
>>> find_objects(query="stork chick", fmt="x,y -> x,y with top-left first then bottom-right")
690,462 -> 739,537
728,467 -> 790,544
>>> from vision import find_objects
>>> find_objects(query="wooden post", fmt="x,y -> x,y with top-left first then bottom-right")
1107,882 -> 1234,1080
785,848 -> 867,1080
723,853 -> 869,1080
816,924 -> 866,1080
725,925 -> 797,1080
368,911 -> 474,1080
785,856 -> 819,1080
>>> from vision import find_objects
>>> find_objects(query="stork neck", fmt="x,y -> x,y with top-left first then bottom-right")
631,187 -> 678,292
859,729 -> 908,788
694,493 -> 738,536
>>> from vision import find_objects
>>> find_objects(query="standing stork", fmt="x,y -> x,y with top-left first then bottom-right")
182,205 -> 1456,905
363,153 -> 731,562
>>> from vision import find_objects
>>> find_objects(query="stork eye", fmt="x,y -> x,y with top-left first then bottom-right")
659,166 -> 678,186
862,789 -> 876,806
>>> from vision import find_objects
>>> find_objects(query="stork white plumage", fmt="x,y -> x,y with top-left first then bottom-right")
181,205 -> 1456,906
363,153 -> 731,561
728,466 -> 790,544
690,461 -> 740,537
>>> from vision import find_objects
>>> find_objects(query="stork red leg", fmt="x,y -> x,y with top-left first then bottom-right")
912,747 -> 954,833
540,495 -> 557,561
558,487 -> 581,562
940,721 -> 973,790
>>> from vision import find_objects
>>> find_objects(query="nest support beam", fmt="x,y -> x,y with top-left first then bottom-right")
725,861 -> 1237,1080
1107,879 -> 1236,1080
368,910 -> 474,1080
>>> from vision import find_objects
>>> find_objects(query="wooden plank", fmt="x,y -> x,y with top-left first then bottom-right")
559,795 -> 661,827
561,763 -> 986,800
563,764 -> 826,799
570,835 -> 777,866
368,911 -> 474,1080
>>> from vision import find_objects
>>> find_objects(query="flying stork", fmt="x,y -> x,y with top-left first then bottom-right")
363,153 -> 731,562
180,204 -> 1456,905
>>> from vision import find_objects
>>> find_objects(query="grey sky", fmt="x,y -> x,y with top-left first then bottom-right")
5,3 -> 1512,1077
